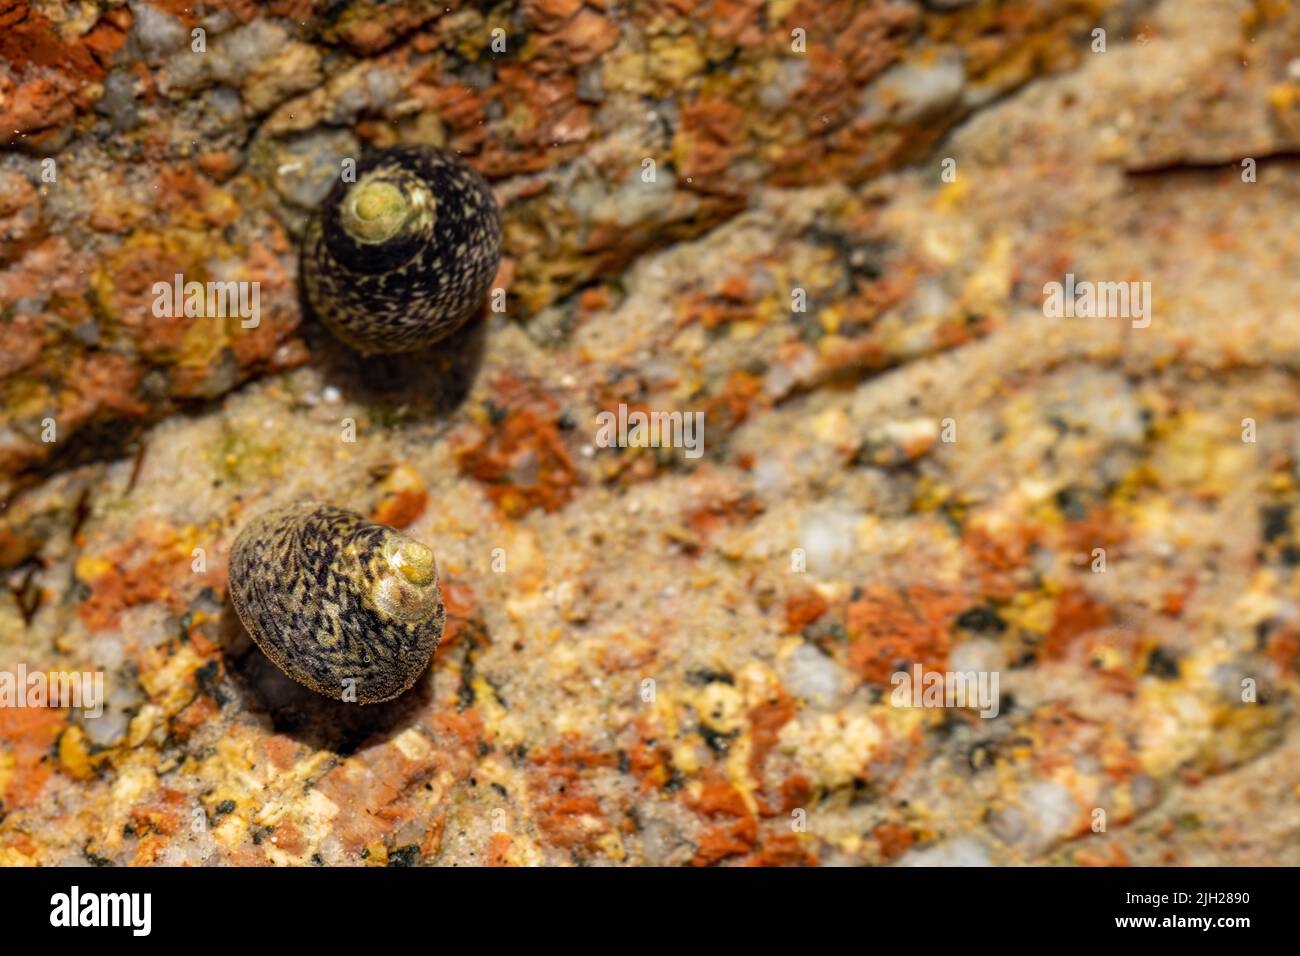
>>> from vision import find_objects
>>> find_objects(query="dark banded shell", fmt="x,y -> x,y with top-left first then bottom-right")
229,502 -> 444,703
301,145 -> 501,354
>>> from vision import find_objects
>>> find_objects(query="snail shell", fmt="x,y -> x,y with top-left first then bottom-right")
229,502 -> 444,703
301,144 -> 502,355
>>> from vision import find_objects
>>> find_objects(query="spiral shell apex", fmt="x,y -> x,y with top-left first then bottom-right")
229,502 -> 444,703
301,145 -> 502,355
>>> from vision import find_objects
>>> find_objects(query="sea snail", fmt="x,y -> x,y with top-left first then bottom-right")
229,502 -> 444,704
301,145 -> 502,355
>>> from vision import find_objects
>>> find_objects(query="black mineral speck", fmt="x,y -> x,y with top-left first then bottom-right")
387,845 -> 421,867
956,604 -> 1007,634
1145,646 -> 1182,680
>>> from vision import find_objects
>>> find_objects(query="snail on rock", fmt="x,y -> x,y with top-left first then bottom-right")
301,145 -> 502,355
229,502 -> 444,703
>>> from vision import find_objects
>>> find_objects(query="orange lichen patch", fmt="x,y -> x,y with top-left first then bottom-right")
747,688 -> 798,814
269,822 -> 308,856
578,285 -> 611,313
692,774 -> 750,815
92,231 -> 213,355
317,730 -> 448,855
690,775 -> 758,866
0,832 -> 39,861
0,73 -> 73,144
223,239 -> 304,374
0,523 -> 43,568
75,522 -> 198,631
1074,843 -> 1131,867
595,369 -> 660,416
1263,622 -> 1300,673
1061,505 -> 1128,556
420,811 -> 448,859
624,736 -> 671,792
677,282 -> 755,330
1021,702 -> 1095,775
151,168 -> 241,232
0,4 -> 130,142
128,788 -> 188,837
762,2 -> 916,184
527,739 -> 617,851
684,491 -> 762,547
0,705 -> 64,809
595,634 -> 659,673
745,831 -> 817,866
699,368 -> 766,434
156,165 -> 215,215
415,80 -> 487,154
0,173 -> 44,266
372,490 -> 428,528
82,8 -> 134,61
844,584 -> 962,685
962,521 -> 1039,600
933,315 -> 986,350
1043,586 -> 1112,660
1177,766 -> 1205,788
170,693 -> 220,743
873,821 -> 915,862
186,622 -> 222,658
806,1 -> 915,84
1160,575 -> 1197,618
426,706 -> 484,759
857,268 -> 915,318
144,0 -> 203,26
331,0 -> 443,55
0,253 -> 84,363
487,832 -> 517,866
675,98 -> 744,185
717,272 -> 751,301
691,823 -> 756,866
475,65 -> 590,177
60,351 -> 149,430
88,187 -> 143,234
196,150 -> 240,181
1098,733 -> 1143,783
527,8 -> 621,66
369,463 -> 428,529
785,588 -> 830,633
263,734 -> 301,773
817,336 -> 891,385
454,374 -> 582,518
524,0 -> 583,30
1070,628 -> 1144,694
128,834 -> 176,865
707,0 -> 766,45
778,773 -> 812,814
0,311 -> 44,386
623,0 -> 698,25
438,579 -> 483,651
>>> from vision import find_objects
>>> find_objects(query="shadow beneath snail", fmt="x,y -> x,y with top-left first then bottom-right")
297,278 -> 490,424
216,594 -> 436,755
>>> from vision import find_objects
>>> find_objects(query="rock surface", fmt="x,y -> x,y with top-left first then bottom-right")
3,0 -> 1300,867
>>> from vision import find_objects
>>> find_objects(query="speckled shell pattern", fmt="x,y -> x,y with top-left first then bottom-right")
301,145 -> 502,354
229,502 -> 444,704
